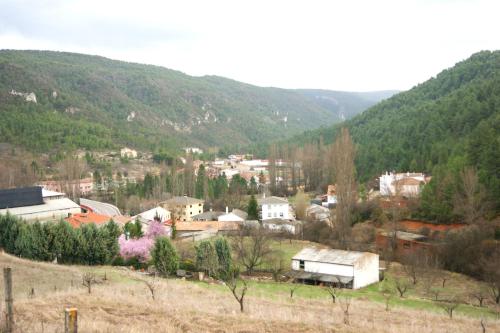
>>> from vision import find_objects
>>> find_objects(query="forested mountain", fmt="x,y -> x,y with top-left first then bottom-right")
296,89 -> 398,121
0,50 -> 390,153
290,50 -> 500,216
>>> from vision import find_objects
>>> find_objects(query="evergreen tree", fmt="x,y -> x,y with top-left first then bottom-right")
101,220 -> 121,263
247,195 -> 259,220
52,220 -> 77,263
151,237 -> 179,277
196,240 -> 219,277
195,164 -> 206,199
214,237 -> 233,280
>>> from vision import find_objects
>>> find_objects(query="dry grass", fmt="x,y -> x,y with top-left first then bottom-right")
0,252 -> 499,333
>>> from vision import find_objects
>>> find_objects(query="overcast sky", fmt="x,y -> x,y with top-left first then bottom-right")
0,0 -> 498,91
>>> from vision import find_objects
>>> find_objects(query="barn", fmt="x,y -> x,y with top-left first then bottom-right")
291,247 -> 379,289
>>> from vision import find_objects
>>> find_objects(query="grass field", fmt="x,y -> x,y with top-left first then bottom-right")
0,252 -> 499,332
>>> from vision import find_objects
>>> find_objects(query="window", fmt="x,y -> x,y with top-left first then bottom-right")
268,212 -> 271,217
279,212 -> 283,217
299,260 -> 305,269
273,212 -> 277,217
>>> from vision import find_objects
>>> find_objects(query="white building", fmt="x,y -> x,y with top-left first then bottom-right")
379,171 -> 426,197
132,206 -> 171,226
291,247 -> 379,289
0,187 -> 81,222
262,218 -> 301,235
120,147 -> 138,158
258,196 -> 289,220
184,147 -> 203,154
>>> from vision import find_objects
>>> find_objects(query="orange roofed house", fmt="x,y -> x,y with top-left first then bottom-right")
65,212 -> 113,228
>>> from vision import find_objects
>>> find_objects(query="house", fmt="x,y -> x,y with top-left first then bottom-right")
65,212 -> 113,228
379,172 -> 426,197
161,196 -> 204,222
258,195 -> 289,220
375,230 -> 432,258
79,198 -> 122,216
132,206 -> 171,226
39,178 -> 94,196
120,147 -> 138,158
306,204 -> 330,223
326,184 -> 337,206
290,247 -> 379,289
0,186 -> 81,222
218,208 -> 247,222
262,218 -> 301,235
183,147 -> 203,154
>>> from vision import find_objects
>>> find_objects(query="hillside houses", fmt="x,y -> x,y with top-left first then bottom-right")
379,171 -> 429,197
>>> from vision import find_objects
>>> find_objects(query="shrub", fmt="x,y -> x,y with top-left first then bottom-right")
151,237 -> 179,277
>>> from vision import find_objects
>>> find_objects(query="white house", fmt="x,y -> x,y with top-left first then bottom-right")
291,247 -> 379,289
218,207 -> 247,222
379,171 -> 426,197
120,147 -> 138,158
132,206 -> 171,226
184,147 -> 203,154
257,196 -> 289,220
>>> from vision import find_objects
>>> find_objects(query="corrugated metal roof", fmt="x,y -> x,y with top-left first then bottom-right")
292,247 -> 375,266
80,198 -> 121,216
0,187 -> 43,209
0,197 -> 80,219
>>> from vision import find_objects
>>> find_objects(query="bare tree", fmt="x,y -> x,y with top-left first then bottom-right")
225,272 -> 248,313
232,226 -> 272,275
453,167 -> 488,224
290,282 -> 303,298
338,296 -> 352,325
145,278 -> 159,300
331,128 -> 356,249
394,277 -> 411,297
438,297 -> 460,319
82,272 -> 97,294
57,154 -> 87,200
326,285 -> 340,304
380,281 -> 394,311
294,189 -> 309,221
268,251 -> 286,282
470,286 -> 489,307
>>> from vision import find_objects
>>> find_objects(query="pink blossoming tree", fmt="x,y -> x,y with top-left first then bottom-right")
119,221 -> 168,262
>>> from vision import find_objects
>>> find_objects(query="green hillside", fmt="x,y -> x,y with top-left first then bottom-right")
291,50 -> 500,213
0,50 -> 390,153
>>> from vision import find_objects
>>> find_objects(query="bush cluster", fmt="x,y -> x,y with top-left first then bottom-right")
0,213 -> 120,265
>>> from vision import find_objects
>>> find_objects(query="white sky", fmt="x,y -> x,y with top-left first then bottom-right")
0,0 -> 499,91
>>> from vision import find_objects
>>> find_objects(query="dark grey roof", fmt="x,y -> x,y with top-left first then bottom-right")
163,196 -> 204,206
232,209 -> 248,220
257,196 -> 289,205
0,187 -> 44,209
192,211 -> 224,221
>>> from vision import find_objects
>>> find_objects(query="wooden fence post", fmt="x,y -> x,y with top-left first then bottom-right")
3,267 -> 13,333
64,307 -> 78,333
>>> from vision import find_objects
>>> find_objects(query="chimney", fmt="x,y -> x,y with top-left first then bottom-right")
226,206 -> 229,214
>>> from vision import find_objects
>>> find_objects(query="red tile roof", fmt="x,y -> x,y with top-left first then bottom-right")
65,212 -> 112,228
